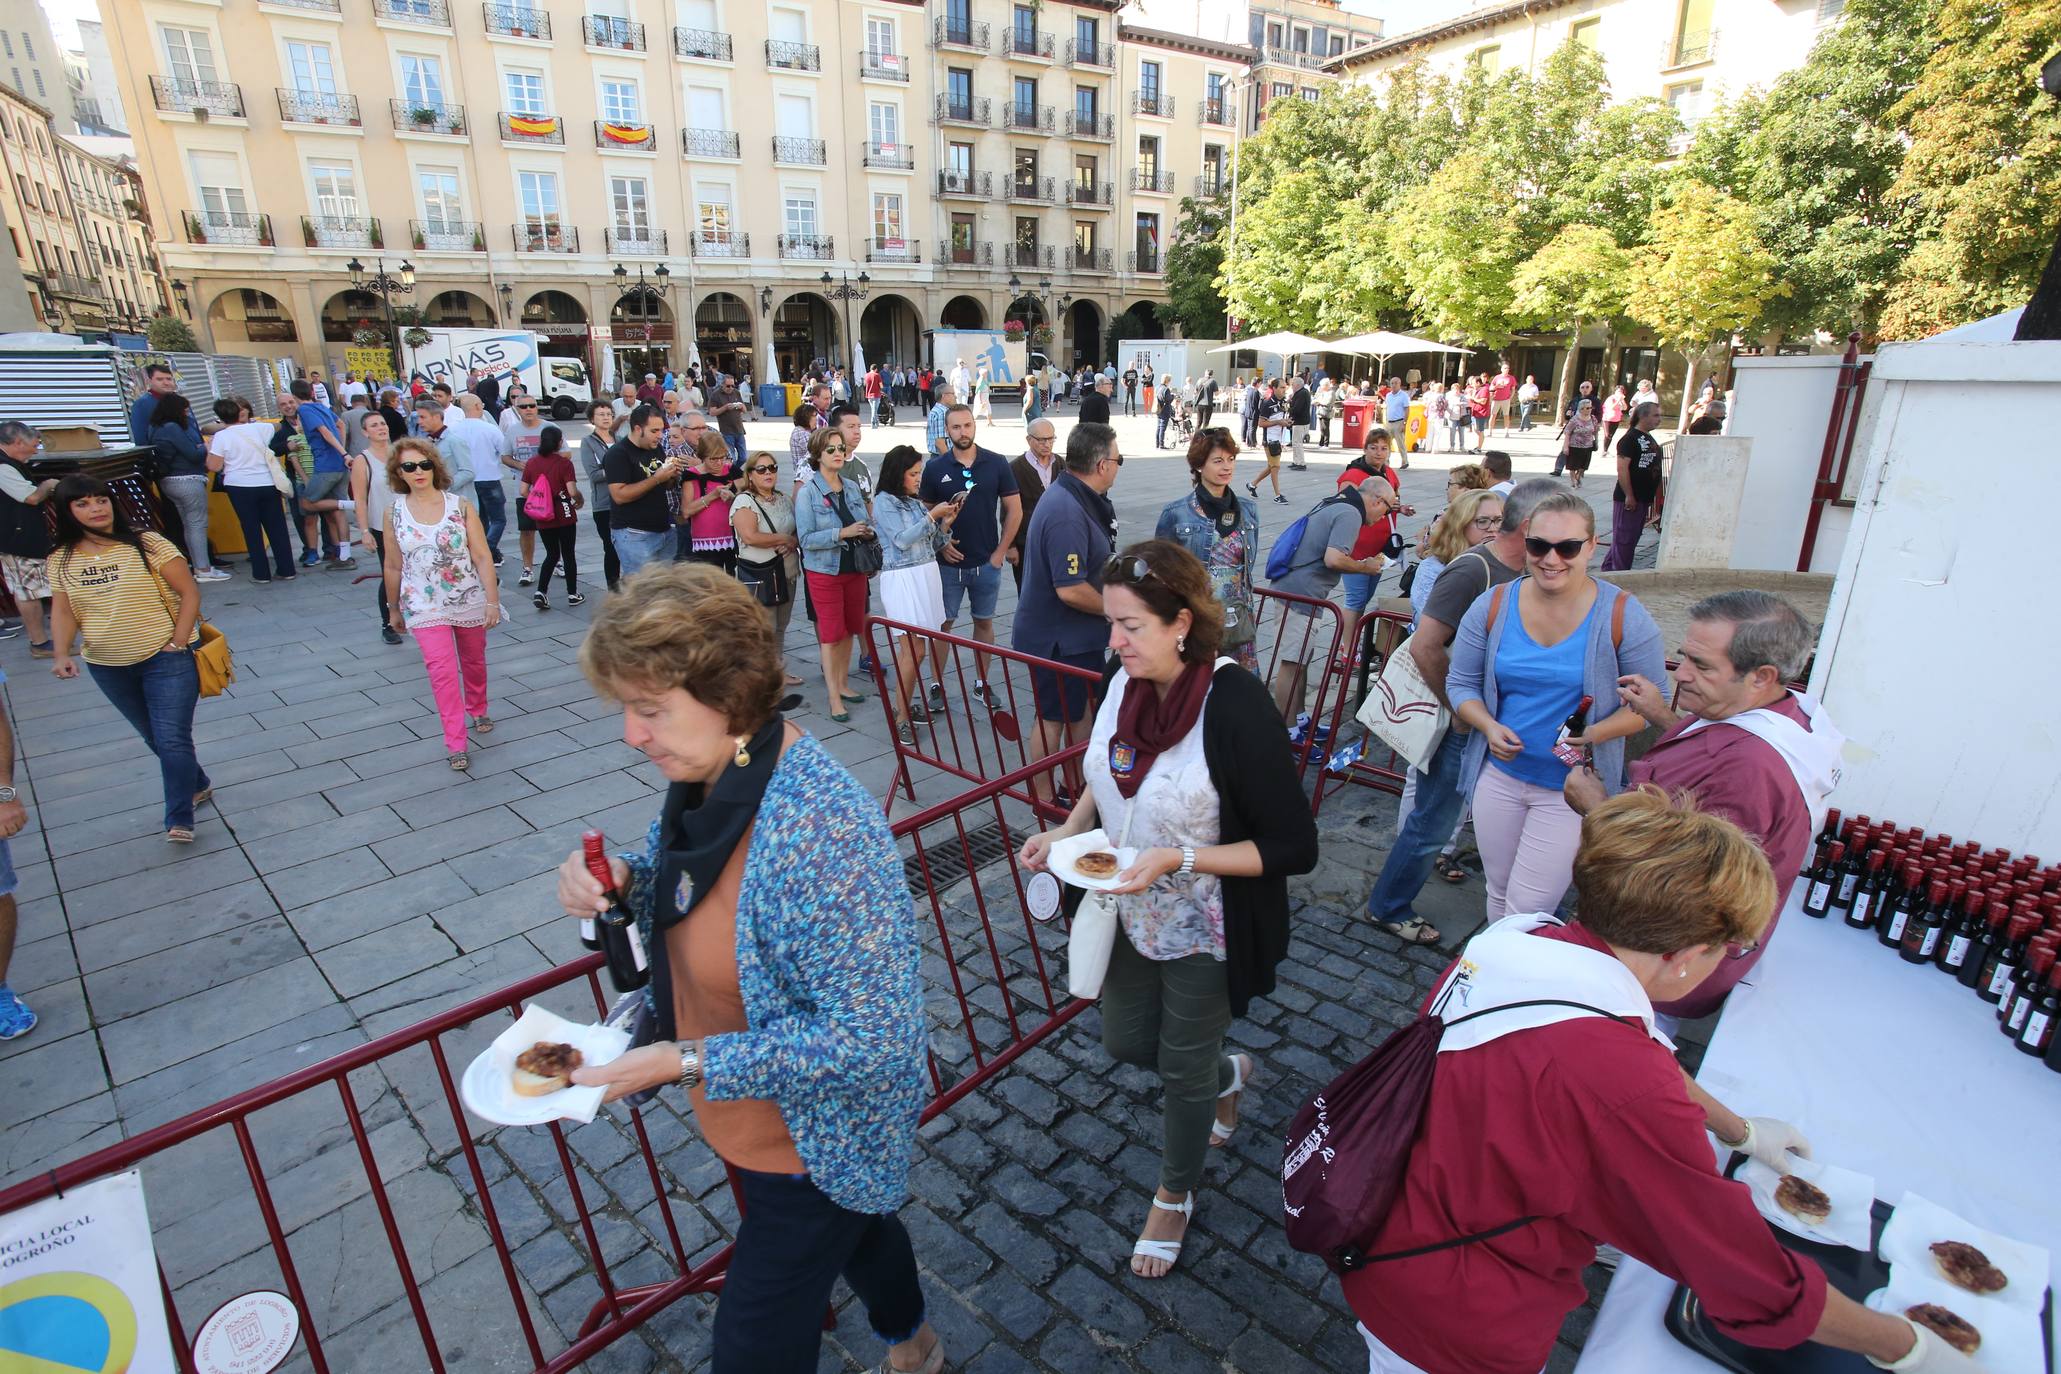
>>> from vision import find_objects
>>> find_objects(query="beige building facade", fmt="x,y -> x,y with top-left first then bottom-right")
99,0 -> 1249,383
0,84 -> 105,330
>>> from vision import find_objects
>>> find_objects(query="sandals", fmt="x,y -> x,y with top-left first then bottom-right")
1380,916 -> 1443,946
191,787 -> 213,807
1130,1191 -> 1194,1278
468,715 -> 495,734
1435,855 -> 1468,884
1211,1053 -> 1255,1147
449,751 -> 471,771
165,826 -> 194,844
875,1330 -> 945,1374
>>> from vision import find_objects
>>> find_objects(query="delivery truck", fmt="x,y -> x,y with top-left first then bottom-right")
922,328 -> 1050,396
1115,338 -> 1227,393
410,328 -> 594,420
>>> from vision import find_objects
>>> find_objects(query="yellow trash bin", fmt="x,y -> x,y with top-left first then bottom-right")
207,489 -> 247,555
784,383 -> 804,416
1405,402 -> 1428,455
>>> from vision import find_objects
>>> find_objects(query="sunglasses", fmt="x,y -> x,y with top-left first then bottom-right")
823,443 -> 847,453
1104,555 -> 1160,583
748,464 -> 778,474
1725,939 -> 1759,962
398,460 -> 435,473
516,404 -> 538,411
1525,536 -> 1589,559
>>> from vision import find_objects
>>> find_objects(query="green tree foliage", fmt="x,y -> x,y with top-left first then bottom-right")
1388,164 -> 1526,347
1510,225 -> 1630,413
1625,185 -> 1785,397
145,313 -> 198,352
1162,193 -> 1228,338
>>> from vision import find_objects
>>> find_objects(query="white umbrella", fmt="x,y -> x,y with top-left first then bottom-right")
1207,330 -> 1333,358
1329,330 -> 1473,384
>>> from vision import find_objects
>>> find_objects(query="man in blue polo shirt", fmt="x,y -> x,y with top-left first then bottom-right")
292,378 -> 354,568
920,403 -> 1021,710
1014,421 -> 1120,803
1382,375 -> 1413,471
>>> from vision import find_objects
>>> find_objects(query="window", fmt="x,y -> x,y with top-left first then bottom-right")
946,67 -> 971,109
1270,82 -> 1289,100
418,167 -> 462,226
189,151 -> 247,218
1205,72 -> 1224,105
1673,0 -> 1714,64
1014,147 -> 1038,185
945,0 -> 968,25
21,34 -> 32,60
1075,16 -> 1097,48
1201,144 -> 1225,194
8,71 -> 17,98
1300,87 -> 1318,101
400,54 -> 445,109
1,34 -> 10,57
868,100 -> 899,150
946,141 -> 971,177
1012,5 -> 1035,44
872,192 -> 902,244
285,41 -> 337,95
1074,86 -> 1096,120
1291,26 -> 1308,52
1014,216 -> 1036,252
1073,153 -> 1096,186
768,7 -> 806,44
1134,212 -> 1158,257
1013,76 -> 1036,113
1329,34 -> 1344,55
696,185 -> 734,242
782,193 -> 817,241
599,78 -> 639,123
686,84 -> 723,131
589,0 -> 632,46
1665,80 -> 1705,124
610,175 -> 650,235
1469,45 -> 1500,73
774,93 -> 811,139
1266,22 -> 1282,46
30,70 -> 42,98
864,17 -> 895,58
161,27 -> 217,86
504,69 -> 545,114
1570,17 -> 1601,49
518,169 -> 560,231
1137,135 -> 1159,178
309,160 -> 359,219
1140,61 -> 1162,99
1072,221 -> 1095,253
949,212 -> 974,259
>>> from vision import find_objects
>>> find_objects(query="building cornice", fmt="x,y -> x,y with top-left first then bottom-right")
1326,0 -> 1584,72
1117,23 -> 1256,65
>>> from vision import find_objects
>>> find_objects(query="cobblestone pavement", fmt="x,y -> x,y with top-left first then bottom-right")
0,406 -> 1657,1371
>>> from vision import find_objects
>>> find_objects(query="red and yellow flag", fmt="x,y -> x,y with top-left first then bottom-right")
598,122 -> 650,144
506,114 -> 560,137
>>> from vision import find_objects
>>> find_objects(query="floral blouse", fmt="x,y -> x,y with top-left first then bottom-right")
392,491 -> 487,628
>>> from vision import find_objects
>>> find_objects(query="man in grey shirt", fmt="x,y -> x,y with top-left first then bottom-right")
1267,483 -> 1397,721
451,394 -> 513,565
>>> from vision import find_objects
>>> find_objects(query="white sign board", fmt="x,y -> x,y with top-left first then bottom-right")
0,1170 -> 179,1372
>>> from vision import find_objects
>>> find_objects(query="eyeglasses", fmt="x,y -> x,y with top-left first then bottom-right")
1103,555 -> 1160,583
748,464 -> 778,474
1725,939 -> 1760,962
1471,515 -> 1503,529
1524,536 -> 1589,559
397,460 -> 435,473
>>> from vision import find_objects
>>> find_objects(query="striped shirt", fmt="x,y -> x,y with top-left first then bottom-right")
53,533 -> 195,666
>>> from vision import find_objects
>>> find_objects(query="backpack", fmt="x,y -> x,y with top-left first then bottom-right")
1265,492 -> 1356,582
522,471 -> 556,521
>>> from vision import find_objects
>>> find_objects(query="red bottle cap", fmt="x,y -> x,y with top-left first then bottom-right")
580,829 -> 616,893
1904,864 -> 1924,891
1926,878 -> 1948,906
1988,898 -> 2013,927
2031,946 -> 2057,977
1824,842 -> 1846,865
1865,851 -> 1885,873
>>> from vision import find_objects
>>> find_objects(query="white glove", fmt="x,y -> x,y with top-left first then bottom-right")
1868,1317 -> 1989,1372
1726,1116 -> 1812,1174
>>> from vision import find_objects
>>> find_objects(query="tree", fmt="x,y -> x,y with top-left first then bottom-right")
1878,0 -> 2061,338
1386,163 -> 1527,348
1625,185 -> 1786,419
1510,225 -> 1630,420
145,313 -> 197,352
1162,193 -> 1228,338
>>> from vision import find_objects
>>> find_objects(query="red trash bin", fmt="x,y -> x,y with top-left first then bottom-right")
1340,398 -> 1377,451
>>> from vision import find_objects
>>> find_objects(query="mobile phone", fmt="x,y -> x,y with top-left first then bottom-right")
951,489 -> 970,505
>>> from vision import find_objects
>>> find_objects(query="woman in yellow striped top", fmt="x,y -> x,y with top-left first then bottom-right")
48,475 -> 213,843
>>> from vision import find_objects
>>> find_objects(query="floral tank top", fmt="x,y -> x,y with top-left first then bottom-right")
394,491 -> 487,628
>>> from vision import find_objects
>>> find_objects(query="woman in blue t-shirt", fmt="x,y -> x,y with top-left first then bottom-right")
1444,490 -> 1666,918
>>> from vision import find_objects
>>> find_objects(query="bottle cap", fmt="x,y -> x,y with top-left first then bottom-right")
1926,878 -> 1948,905
2032,946 -> 2057,977
1825,842 -> 1846,865
1822,807 -> 1842,832
1904,864 -> 1924,891
1865,851 -> 1885,872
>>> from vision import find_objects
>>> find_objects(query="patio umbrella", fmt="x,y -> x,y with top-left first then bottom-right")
1328,330 -> 1473,383
1206,331 -> 1334,372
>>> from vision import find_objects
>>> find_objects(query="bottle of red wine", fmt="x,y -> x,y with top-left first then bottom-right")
2019,959 -> 2061,1059
2001,941 -> 2055,1039
1935,880 -> 1978,975
1898,877 -> 1947,964
1804,807 -> 1843,879
1551,695 -> 1594,768
1829,837 -> 1868,915
582,830 -> 651,993
1802,842 -> 1843,917
1846,852 -> 1887,931
1980,913 -> 2036,1006
1961,898 -> 2011,990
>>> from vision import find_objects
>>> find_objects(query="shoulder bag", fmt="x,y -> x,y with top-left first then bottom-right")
143,546 -> 234,696
731,495 -> 791,609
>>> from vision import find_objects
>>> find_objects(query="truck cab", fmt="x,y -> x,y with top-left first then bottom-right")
541,358 -> 593,420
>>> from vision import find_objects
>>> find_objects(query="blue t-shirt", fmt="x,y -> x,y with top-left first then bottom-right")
919,446 -> 1019,564
298,401 -> 346,472
1013,473 -> 1113,658
1489,596 -> 1596,788
1384,390 -> 1411,423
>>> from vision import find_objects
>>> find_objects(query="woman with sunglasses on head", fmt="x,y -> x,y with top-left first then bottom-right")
47,475 -> 213,843
1154,427 -> 1260,672
730,450 -> 804,688
869,443 -> 961,744
381,437 -> 502,770
1446,490 -> 1666,918
1019,540 -> 1318,1281
520,425 -> 584,610
793,424 -> 875,724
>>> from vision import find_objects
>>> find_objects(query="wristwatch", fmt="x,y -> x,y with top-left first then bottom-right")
676,1039 -> 703,1090
1177,845 -> 1196,876
0,786 -> 18,803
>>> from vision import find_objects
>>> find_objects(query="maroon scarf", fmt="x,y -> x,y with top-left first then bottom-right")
1108,661 -> 1212,799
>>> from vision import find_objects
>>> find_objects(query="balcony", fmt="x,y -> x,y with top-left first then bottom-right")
583,15 -> 644,50
499,111 -> 564,144
933,94 -> 990,127
1007,175 -> 1055,203
1665,28 -> 1718,67
765,39 -> 820,71
689,231 -> 749,258
1006,27 -> 1053,60
771,135 -> 826,165
937,169 -> 990,198
391,100 -> 467,136
276,89 -> 360,127
483,4 -> 550,39
674,26 -> 732,61
513,222 -> 578,253
932,17 -> 989,51
942,241 -> 992,268
182,210 -> 272,246
1133,91 -> 1174,118
1128,248 -> 1162,274
606,228 -> 667,255
777,234 -> 833,260
1198,97 -> 1236,127
1003,103 -> 1054,133
1065,38 -> 1113,68
48,272 -> 106,301
150,77 -> 245,119
260,0 -> 339,12
860,50 -> 909,81
1068,180 -> 1112,207
1065,110 -> 1113,140
596,119 -> 656,150
1005,243 -> 1054,271
302,214 -> 382,250
411,217 -> 484,252
1193,173 -> 1227,199
1133,169 -> 1174,195
372,0 -> 449,24
865,237 -> 920,264
1069,246 -> 1113,273
862,140 -> 914,170
683,128 -> 740,158
1262,44 -> 1330,72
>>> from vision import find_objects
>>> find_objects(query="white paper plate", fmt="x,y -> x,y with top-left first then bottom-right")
459,1003 -> 633,1128
1879,1191 -> 2051,1314
1865,1276 -> 2046,1374
1047,828 -> 1139,893
1741,1155 -> 1875,1251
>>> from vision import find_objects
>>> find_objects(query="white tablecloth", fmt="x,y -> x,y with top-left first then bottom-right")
1575,896 -> 2061,1372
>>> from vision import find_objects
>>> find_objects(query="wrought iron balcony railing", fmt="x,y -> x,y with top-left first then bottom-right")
777,234 -> 833,260
865,237 -> 920,263
483,4 -> 549,39
689,232 -> 749,258
765,39 -> 820,71
150,77 -> 244,118
390,99 -> 465,135
937,169 -> 991,197
933,17 -> 989,51
933,94 -> 990,126
674,26 -> 731,61
513,222 -> 578,253
276,89 -> 359,127
1133,91 -> 1174,118
584,15 -> 644,50
682,128 -> 740,159
606,228 -> 667,255
411,217 -> 485,252
771,136 -> 826,164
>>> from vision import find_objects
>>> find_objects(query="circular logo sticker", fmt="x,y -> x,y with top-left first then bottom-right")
1025,871 -> 1062,923
192,1291 -> 298,1374
0,1271 -> 139,1374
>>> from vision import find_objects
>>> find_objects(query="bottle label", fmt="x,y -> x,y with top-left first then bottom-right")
1884,910 -> 1908,941
2025,1009 -> 2053,1050
1944,935 -> 1971,968
1987,963 -> 2013,996
580,917 -> 598,948
2007,995 -> 2033,1032
1918,928 -> 1941,957
1850,892 -> 1875,924
1837,873 -> 1860,902
626,921 -> 650,972
1806,879 -> 1831,908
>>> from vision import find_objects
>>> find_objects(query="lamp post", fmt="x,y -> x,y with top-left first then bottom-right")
347,255 -> 414,379
497,281 -> 514,323
168,278 -> 191,317
613,262 -> 673,376
818,269 -> 869,379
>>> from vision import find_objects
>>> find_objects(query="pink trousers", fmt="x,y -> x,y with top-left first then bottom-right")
1471,762 -> 1583,918
413,623 -> 488,752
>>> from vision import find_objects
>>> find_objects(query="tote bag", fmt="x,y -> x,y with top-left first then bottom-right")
1355,631 -> 1446,773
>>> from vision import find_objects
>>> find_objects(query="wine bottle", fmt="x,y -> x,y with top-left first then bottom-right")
1980,914 -> 2036,1006
2002,941 -> 2055,1039
1935,880 -> 1978,975
1830,838 -> 1867,915
1961,899 -> 2011,990
582,830 -> 650,993
2019,960 -> 2061,1059
1551,694 -> 1594,768
1847,852 -> 1887,931
1805,808 -> 1843,879
1898,877 -> 1947,964
1802,842 -> 1843,918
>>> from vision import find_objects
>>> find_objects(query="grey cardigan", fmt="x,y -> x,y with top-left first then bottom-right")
1446,577 -> 1666,798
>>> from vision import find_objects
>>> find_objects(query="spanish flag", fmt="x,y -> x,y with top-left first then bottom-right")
507,114 -> 560,137
599,122 -> 649,144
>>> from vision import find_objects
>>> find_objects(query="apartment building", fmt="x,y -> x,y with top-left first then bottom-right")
0,83 -> 106,330
75,20 -> 131,134
97,0 -> 1246,383
1118,0 -> 1382,128
59,135 -> 167,329
0,0 -> 77,128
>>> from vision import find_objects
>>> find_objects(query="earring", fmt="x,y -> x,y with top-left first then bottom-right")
1176,634 -> 1187,654
1678,966 -> 1690,979
733,735 -> 752,768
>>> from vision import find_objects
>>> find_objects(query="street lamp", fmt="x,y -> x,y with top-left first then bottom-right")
347,256 -> 415,378
818,269 -> 870,377
168,278 -> 190,317
497,281 -> 514,322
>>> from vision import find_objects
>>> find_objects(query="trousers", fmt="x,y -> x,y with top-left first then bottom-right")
1604,498 -> 1647,572
1470,761 -> 1583,918
472,480 -> 507,560
158,474 -> 215,570
611,525 -> 675,578
590,510 -> 622,589
412,623 -> 488,752
371,529 -> 392,628
224,485 -> 296,579
87,649 -> 209,830
535,525 -> 577,595
1100,928 -> 1236,1195
1364,728 -> 1468,925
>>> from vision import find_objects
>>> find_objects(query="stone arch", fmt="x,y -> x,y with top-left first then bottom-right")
319,288 -> 385,343
609,288 -> 678,383
205,287 -> 298,345
939,294 -> 986,330
1106,300 -> 1163,358
1063,298 -> 1104,368
859,292 -> 921,371
768,291 -> 839,383
694,291 -> 754,383
422,289 -> 495,327
523,289 -> 587,325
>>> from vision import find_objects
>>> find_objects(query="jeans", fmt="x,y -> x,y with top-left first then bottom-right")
713,1168 -> 926,1374
1604,498 -> 1646,572
413,623 -> 488,752
1518,401 -> 1536,431
158,474 -> 215,570
591,510 -> 622,588
1471,762 -> 1584,918
87,649 -> 209,830
1156,413 -> 1171,449
723,431 -> 749,468
1364,728 -> 1468,925
471,480 -> 507,560
1100,928 -> 1237,1195
224,485 -> 296,579
611,525 -> 675,578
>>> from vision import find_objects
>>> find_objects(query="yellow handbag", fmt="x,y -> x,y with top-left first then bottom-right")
144,552 -> 235,697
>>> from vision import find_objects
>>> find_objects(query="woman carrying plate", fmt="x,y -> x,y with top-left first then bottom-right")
553,565 -> 942,1374
1018,539 -> 1317,1281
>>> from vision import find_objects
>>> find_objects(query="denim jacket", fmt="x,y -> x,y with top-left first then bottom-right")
1154,487 -> 1259,578
794,471 -> 868,576
870,492 -> 948,571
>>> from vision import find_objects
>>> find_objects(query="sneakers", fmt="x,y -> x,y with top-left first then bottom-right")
381,626 -> 403,645
971,681 -> 993,709
858,653 -> 877,675
1287,713 -> 1334,747
301,549 -> 321,568
896,719 -> 916,746
325,557 -> 355,571
533,592 -> 550,611
926,682 -> 948,712
193,567 -> 231,582
492,553 -> 506,568
0,985 -> 34,1040
28,641 -> 51,658
906,701 -> 933,726
1274,494 -> 1290,505
1244,481 -> 1258,498
517,565 -> 535,586
567,592 -> 585,606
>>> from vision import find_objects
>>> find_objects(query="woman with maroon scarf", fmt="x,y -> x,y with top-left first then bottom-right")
1020,539 -> 1317,1280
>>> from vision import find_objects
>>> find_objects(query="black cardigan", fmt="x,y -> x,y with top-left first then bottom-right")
1084,659 -> 1321,1017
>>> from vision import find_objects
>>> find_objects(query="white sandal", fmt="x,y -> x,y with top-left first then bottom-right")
1131,1192 -> 1193,1276
1211,1053 -> 1254,1145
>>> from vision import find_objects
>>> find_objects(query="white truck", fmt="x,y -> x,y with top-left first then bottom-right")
1115,338 -> 1227,392
923,328 -> 1050,396
409,328 -> 594,421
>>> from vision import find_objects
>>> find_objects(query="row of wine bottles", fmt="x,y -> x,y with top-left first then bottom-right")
1799,808 -> 2060,1071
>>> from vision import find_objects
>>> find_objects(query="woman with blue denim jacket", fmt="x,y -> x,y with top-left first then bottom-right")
1445,489 -> 1667,920
793,425 -> 876,723
557,564 -> 942,1374
1153,427 -> 1259,670
869,444 -> 962,744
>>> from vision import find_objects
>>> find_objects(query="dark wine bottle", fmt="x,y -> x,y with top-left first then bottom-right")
2020,960 -> 2061,1059
1980,914 -> 2036,1006
1802,842 -> 1843,918
1551,695 -> 1594,768
1805,808 -> 1843,878
1935,880 -> 1978,975
1961,899 -> 2010,989
1898,877 -> 1948,964
1846,852 -> 1887,931
1830,837 -> 1867,914
582,830 -> 651,993
2002,941 -> 2055,1039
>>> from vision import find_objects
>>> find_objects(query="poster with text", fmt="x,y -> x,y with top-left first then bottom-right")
0,1170 -> 178,1373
